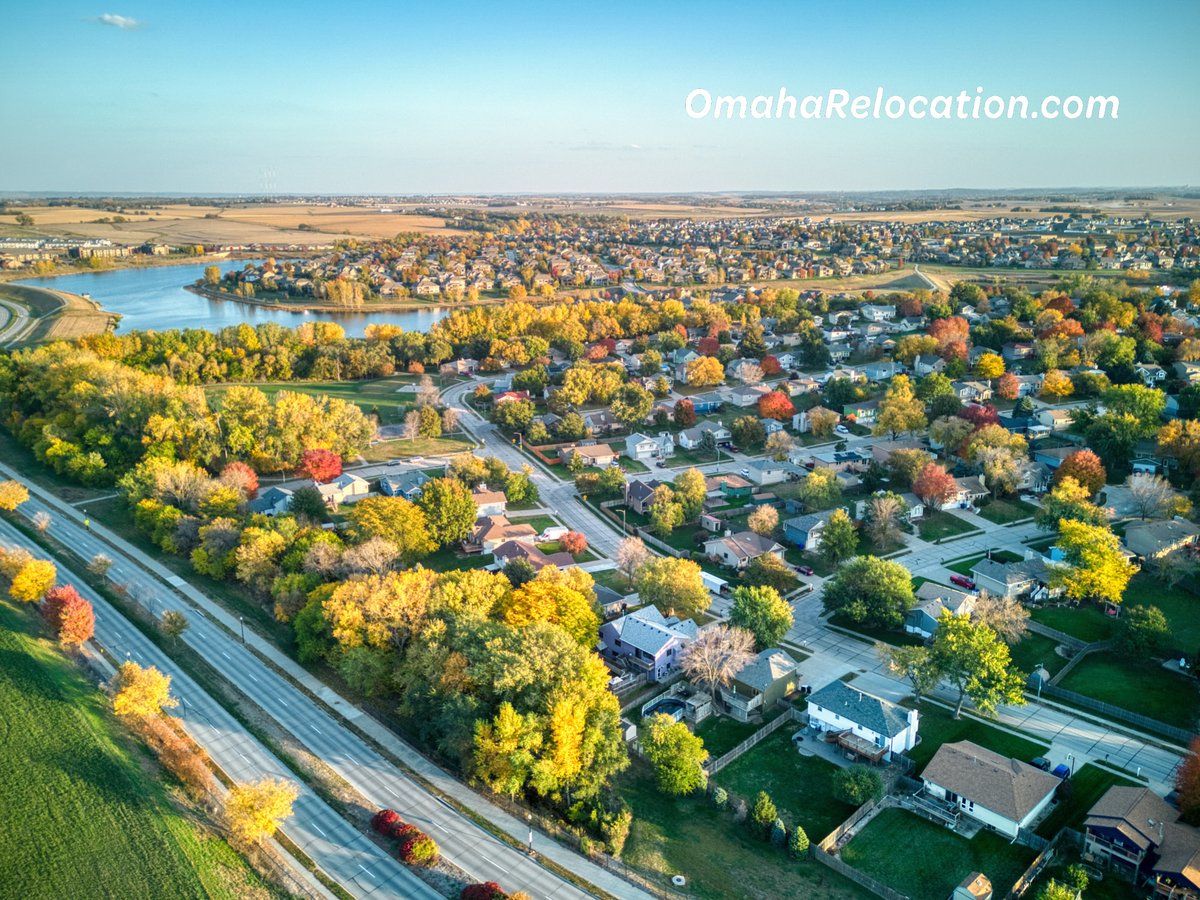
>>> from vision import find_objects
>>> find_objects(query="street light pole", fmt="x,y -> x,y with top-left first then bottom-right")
239,615 -> 245,644
527,813 -> 534,855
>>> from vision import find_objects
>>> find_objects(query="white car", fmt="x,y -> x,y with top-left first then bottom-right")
835,425 -> 850,435
740,467 -> 751,477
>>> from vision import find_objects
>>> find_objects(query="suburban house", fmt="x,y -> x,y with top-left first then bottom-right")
1084,786 -> 1200,896
742,458 -> 788,487
1034,447 -> 1077,470
806,680 -> 919,763
721,649 -> 799,722
854,491 -> 925,523
689,392 -> 724,414
583,410 -> 621,435
970,553 -> 1057,600
471,485 -> 508,517
861,360 -> 904,383
491,539 -> 574,572
705,474 -> 754,499
703,531 -> 786,570
673,350 -> 700,383
941,475 -> 989,510
559,443 -> 617,468
919,741 -> 1061,839
625,478 -> 665,515
599,606 -> 698,682
842,399 -> 880,424
248,486 -> 294,517
782,510 -> 840,552
792,405 -> 837,434
316,473 -> 370,508
729,383 -> 773,407
379,470 -> 430,500
1123,518 -> 1200,561
914,354 -> 947,376
678,421 -> 731,450
1037,408 -> 1074,433
905,582 -> 977,639
625,432 -> 674,462
467,515 -> 537,554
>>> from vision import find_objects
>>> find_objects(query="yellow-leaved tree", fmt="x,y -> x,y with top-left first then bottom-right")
225,777 -> 298,844
112,661 -> 178,719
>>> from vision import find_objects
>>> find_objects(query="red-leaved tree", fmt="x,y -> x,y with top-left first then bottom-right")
220,460 -> 259,499
1052,449 -> 1107,497
758,391 -> 796,421
913,462 -> 959,511
1177,738 -> 1200,825
697,337 -> 720,356
560,532 -> 588,555
761,355 -> 782,375
959,403 -> 1000,430
372,808 -> 402,834
42,585 -> 94,647
673,399 -> 697,428
461,883 -> 508,900
300,448 -> 342,483
995,372 -> 1019,401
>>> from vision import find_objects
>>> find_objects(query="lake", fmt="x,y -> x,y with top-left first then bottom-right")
17,261 -> 451,337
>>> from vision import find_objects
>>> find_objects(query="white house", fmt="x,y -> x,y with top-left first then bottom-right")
702,531 -> 785,570
905,582 -> 977,639
625,432 -> 669,462
472,485 -> 509,517
678,421 -> 730,450
920,741 -> 1061,839
316,473 -> 370,508
806,680 -> 919,762
742,458 -> 788,487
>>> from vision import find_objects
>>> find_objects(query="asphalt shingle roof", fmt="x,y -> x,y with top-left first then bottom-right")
807,680 -> 910,738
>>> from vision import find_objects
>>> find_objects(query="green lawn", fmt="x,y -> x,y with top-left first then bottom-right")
1124,575 -> 1200,652
1030,851 -> 1144,900
945,549 -> 1021,576
0,601 -> 277,900
918,511 -> 977,542
1029,604 -> 1115,643
591,568 -> 634,595
717,729 -> 859,841
358,434 -> 474,462
693,716 -> 766,758
904,701 -> 1048,770
1008,632 -> 1068,679
841,808 -> 1036,900
977,497 -> 1038,525
1035,763 -> 1139,838
206,374 -> 422,424
827,613 -> 925,647
618,762 -> 873,900
509,514 -> 559,533
1058,653 -> 1200,726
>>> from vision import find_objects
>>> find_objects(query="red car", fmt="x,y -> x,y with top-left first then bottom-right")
949,574 -> 976,590
796,565 -> 815,576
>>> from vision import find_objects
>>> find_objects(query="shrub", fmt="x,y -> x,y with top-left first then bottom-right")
731,797 -> 747,824
398,833 -> 439,866
751,791 -> 777,837
711,786 -> 728,809
601,806 -> 632,858
832,765 -> 885,806
393,822 -> 422,842
372,808 -> 402,835
770,816 -> 787,847
789,824 -> 810,859
460,883 -> 507,900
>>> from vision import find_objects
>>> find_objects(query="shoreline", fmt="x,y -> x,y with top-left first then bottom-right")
0,282 -> 118,346
184,282 -> 551,314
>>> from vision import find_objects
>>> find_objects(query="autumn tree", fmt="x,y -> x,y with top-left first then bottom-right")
6,557 -> 56,603
798,466 -> 842,510
641,713 -> 709,795
636,557 -> 710,619
747,504 -> 779,537
225,777 -> 298,844
822,556 -> 915,629
219,460 -> 259,499
975,352 -> 1005,381
929,416 -> 974,460
877,643 -> 941,705
673,399 -> 697,428
615,536 -> 649,587
995,372 -> 1020,401
680,624 -> 755,706
560,531 -> 587,555
730,584 -> 793,649
299,448 -> 342,483
930,612 -> 1025,719
1050,519 -> 1138,606
820,509 -> 858,567
0,480 -> 30,511
807,406 -> 839,438
887,448 -> 933,488
1052,450 -> 1106,497
416,477 -> 477,547
758,391 -> 795,422
473,702 -> 543,800
1036,477 -> 1107,531
673,468 -> 707,521
874,375 -> 927,438
648,484 -> 684,537
912,462 -> 958,511
971,592 -> 1029,644
160,609 -> 190,647
1158,419 -> 1200,478
42,585 -> 95,646
112,661 -> 178,719
347,495 -> 435,564
765,430 -> 794,461
685,356 -> 724,387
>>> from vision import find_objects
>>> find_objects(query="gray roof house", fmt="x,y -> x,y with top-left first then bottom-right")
1123,518 -> 1200,560
248,486 -> 294,517
806,680 -> 919,762
599,606 -> 699,682
905,582 -> 977,639
721,649 -> 799,722
379,470 -> 430,500
970,555 -> 1057,601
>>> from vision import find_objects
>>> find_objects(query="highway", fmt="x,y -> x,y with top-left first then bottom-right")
0,515 -> 437,900
0,459 -> 652,900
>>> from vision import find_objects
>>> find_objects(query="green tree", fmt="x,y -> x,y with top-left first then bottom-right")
930,612 -> 1025,719
789,824 -> 810,859
798,467 -> 842,510
750,791 -> 777,838
729,585 -> 793,649
473,701 -> 543,800
648,484 -> 685,537
877,643 -> 941,705
822,556 -> 915,629
820,509 -> 858,567
1035,477 -> 1107,531
1116,604 -> 1169,658
1050,519 -> 1139,606
640,713 -> 709,796
611,383 -> 654,429
832,765 -> 884,806
673,468 -> 707,521
874,375 -> 927,438
416,477 -> 477,547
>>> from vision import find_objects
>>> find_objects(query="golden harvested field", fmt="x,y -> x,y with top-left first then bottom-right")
0,203 -> 467,245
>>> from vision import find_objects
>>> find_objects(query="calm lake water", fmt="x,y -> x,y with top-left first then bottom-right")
17,261 -> 451,337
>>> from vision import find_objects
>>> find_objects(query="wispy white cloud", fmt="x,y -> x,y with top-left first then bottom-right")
96,13 -> 141,29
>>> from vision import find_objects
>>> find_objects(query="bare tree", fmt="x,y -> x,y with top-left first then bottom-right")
765,430 -> 794,461
864,495 -> 903,549
160,610 -> 189,647
415,375 -> 440,408
404,409 -> 421,441
680,625 -> 755,708
733,361 -> 765,385
747,504 -> 779,537
32,511 -> 51,533
340,536 -> 400,576
615,536 -> 650,588
88,553 -> 113,577
970,591 -> 1029,644
442,407 -> 460,433
1125,472 -> 1179,521
302,541 -> 343,578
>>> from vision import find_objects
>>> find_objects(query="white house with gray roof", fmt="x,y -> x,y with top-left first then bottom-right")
721,649 -> 799,722
806,680 -> 919,762
905,582 -> 977,639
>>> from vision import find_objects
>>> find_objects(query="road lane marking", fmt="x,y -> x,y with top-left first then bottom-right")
310,723 -> 322,734
358,865 -> 374,879
313,823 -> 327,837
478,854 -> 509,874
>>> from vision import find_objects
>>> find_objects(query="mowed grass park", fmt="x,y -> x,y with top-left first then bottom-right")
0,601 -> 276,900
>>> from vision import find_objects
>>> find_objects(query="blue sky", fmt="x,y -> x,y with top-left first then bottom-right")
2,1 -> 1197,193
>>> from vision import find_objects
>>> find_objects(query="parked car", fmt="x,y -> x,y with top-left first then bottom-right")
796,564 -> 815,576
949,574 -> 976,590
656,460 -> 668,468
1031,756 -> 1051,772
835,424 -> 850,435
739,467 -> 751,477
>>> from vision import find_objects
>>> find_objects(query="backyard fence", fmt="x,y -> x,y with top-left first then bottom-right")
1039,683 -> 1193,744
1008,831 -> 1062,899
634,527 -> 689,559
811,846 -> 911,900
1025,620 -> 1088,652
818,798 -> 888,852
1046,639 -> 1114,687
705,706 -> 800,775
